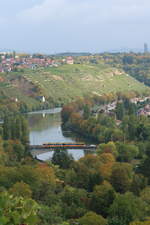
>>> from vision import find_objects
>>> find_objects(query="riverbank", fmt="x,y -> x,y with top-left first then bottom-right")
28,108 -> 94,161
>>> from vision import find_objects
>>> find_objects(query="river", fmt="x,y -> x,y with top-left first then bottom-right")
28,108 -> 92,161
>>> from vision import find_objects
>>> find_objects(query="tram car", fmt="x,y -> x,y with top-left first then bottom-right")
43,142 -> 86,148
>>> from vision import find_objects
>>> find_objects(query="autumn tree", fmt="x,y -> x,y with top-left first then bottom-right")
130,221 -> 150,225
110,163 -> 133,193
98,153 -> 116,179
97,142 -> 118,158
9,181 -> 32,198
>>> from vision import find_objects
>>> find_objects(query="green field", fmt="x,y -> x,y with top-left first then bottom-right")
0,64 -> 149,108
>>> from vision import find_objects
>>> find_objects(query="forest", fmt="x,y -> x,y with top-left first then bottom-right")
0,92 -> 150,225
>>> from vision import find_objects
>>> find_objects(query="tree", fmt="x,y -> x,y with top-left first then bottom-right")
0,138 -> 8,165
61,105 -> 74,123
71,155 -> 103,191
0,192 -> 40,225
3,114 -> 29,146
108,192 -> 148,225
140,187 -> 150,204
90,181 -> 116,217
3,115 -> 11,140
12,141 -> 26,161
60,186 -> 88,219
139,154 -> 150,183
9,181 -> 32,198
78,212 -> 107,225
111,128 -> 124,142
116,102 -> 125,120
131,174 -> 147,196
52,150 -> 74,169
127,116 -> 138,140
117,142 -> 139,162
3,140 -> 27,163
136,123 -> 150,141
39,204 -> 63,225
83,104 -> 91,119
123,55 -> 134,64
130,221 -> 150,225
97,142 -> 118,158
110,163 -> 133,193
21,116 -> 29,145
98,153 -> 115,179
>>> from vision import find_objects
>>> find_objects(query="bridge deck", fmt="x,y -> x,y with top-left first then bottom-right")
30,145 -> 96,150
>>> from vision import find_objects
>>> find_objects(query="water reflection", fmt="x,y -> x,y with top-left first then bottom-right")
28,108 -> 94,161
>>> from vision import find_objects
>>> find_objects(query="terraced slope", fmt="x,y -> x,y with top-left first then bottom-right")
0,64 -> 149,108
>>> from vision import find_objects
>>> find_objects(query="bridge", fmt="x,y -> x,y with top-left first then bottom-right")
29,144 -> 96,151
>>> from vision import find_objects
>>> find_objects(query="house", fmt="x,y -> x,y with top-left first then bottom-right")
0,76 -> 4,81
66,57 -> 74,65
37,96 -> 46,103
138,104 -> 150,116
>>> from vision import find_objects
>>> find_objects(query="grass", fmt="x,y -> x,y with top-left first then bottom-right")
0,63 -> 149,108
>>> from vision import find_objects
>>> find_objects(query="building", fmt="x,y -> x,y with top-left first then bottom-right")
144,43 -> 148,53
41,96 -> 46,103
66,56 -> 74,65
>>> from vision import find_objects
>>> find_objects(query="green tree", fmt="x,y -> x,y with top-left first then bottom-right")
131,174 -> 147,196
60,186 -> 88,219
52,150 -> 74,169
72,155 -> 103,191
83,104 -> 91,119
39,204 -> 63,225
78,211 -> 107,225
116,102 -> 125,120
140,154 -> 150,183
117,142 -> 139,162
130,221 -> 150,225
123,55 -> 134,64
140,187 -> 150,204
110,163 -> 133,193
3,115 -> 11,140
9,181 -> 32,198
109,192 -> 148,225
0,192 -> 40,225
90,181 -> 116,217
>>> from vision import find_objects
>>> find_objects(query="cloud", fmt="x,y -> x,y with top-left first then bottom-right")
0,16 -> 9,27
18,0 -> 150,25
1,0 -> 150,53
18,0 -> 70,22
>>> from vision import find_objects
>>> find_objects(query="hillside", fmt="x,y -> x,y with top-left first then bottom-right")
0,64 -> 149,109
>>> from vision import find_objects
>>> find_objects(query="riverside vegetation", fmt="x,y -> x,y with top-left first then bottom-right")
1,55 -> 150,224
1,93 -> 150,224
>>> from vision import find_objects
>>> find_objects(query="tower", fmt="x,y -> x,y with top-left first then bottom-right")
144,43 -> 148,53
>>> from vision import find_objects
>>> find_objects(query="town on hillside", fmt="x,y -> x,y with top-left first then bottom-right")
0,52 -> 74,72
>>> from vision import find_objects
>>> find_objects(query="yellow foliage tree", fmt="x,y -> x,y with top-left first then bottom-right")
9,181 -> 32,198
130,220 -> 150,225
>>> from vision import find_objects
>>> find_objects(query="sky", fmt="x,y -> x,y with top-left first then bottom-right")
0,0 -> 149,53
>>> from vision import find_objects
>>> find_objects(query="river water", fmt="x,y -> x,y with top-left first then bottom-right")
28,108 -> 89,161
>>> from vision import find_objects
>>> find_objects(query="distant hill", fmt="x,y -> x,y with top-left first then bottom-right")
54,52 -> 92,56
0,64 -> 149,109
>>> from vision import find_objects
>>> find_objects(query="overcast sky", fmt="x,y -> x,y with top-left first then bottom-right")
0,0 -> 149,53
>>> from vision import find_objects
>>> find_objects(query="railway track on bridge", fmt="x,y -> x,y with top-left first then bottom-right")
30,144 -> 96,151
